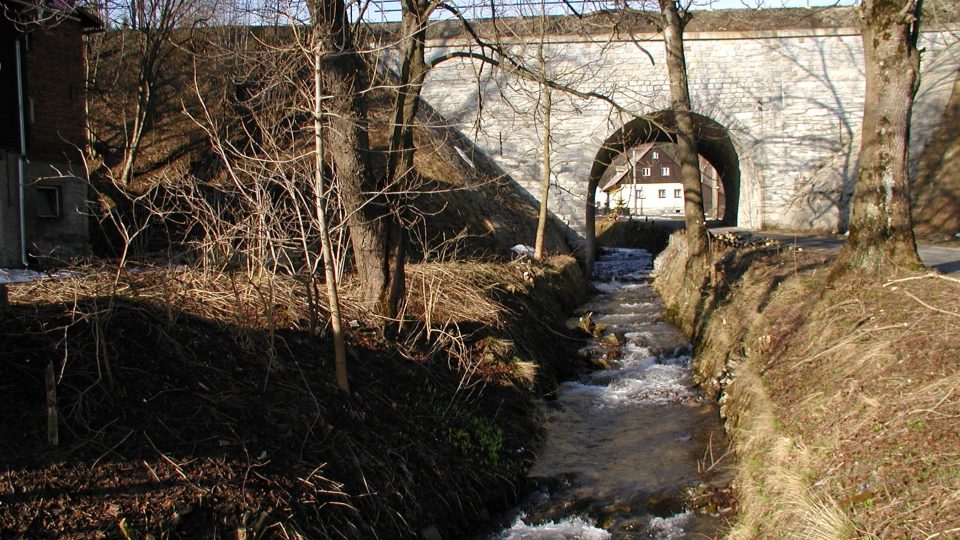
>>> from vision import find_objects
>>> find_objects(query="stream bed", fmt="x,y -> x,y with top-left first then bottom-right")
490,248 -> 728,539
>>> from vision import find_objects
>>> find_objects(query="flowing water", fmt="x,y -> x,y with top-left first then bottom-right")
491,248 -> 727,539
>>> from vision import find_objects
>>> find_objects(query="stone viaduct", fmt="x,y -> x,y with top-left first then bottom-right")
409,8 -> 960,249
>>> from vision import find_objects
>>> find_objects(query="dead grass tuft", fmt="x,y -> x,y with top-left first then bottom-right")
404,261 -> 522,330
655,233 -> 960,539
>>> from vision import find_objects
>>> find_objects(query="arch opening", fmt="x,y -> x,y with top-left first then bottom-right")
585,111 -> 742,271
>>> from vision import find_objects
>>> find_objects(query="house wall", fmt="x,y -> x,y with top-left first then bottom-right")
0,153 -> 19,266
0,19 -> 21,151
0,151 -> 90,267
606,182 -> 684,216
0,17 -> 91,267
23,22 -> 88,161
633,150 -> 682,184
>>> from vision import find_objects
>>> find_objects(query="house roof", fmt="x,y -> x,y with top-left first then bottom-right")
599,142 -> 652,191
600,143 -> 683,191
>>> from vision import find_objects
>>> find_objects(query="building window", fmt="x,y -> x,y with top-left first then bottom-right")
652,151 -> 659,160
641,167 -> 651,177
661,166 -> 671,176
636,186 -> 645,199
658,189 -> 666,199
674,189 -> 682,198
36,186 -> 62,218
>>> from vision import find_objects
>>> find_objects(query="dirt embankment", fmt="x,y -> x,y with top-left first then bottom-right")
914,69 -> 960,242
654,233 -> 960,538
0,256 -> 588,538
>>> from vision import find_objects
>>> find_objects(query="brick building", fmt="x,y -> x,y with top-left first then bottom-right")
1,0 -> 100,267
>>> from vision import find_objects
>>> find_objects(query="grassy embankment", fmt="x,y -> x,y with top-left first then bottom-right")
654,233 -> 960,538
0,255 -> 587,538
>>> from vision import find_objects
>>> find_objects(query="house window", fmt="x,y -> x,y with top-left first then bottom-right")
661,166 -> 671,176
636,186 -> 645,199
641,167 -> 651,177
658,189 -> 666,199
674,189 -> 682,198
36,186 -> 62,218
652,151 -> 659,160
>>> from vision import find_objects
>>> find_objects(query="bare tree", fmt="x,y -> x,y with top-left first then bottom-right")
834,0 -> 924,274
659,0 -> 709,268
533,5 -> 553,262
89,0 -> 205,186
534,84 -> 553,261
310,0 -> 406,318
378,0 -> 450,320
312,33 -> 349,394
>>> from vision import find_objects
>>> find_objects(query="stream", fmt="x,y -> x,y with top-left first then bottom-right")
490,247 -> 728,539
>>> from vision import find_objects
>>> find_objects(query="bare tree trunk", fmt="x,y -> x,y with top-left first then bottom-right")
659,0 -> 709,264
106,0 -> 198,186
119,77 -> 150,185
116,30 -> 166,186
533,6 -> 552,263
835,0 -> 923,275
311,0 -> 403,317
534,87 -> 552,261
314,36 -> 349,395
379,0 -> 440,318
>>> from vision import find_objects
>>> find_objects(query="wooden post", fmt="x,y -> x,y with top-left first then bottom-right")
0,284 -> 7,320
45,361 -> 59,448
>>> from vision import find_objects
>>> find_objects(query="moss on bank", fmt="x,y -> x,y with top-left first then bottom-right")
654,233 -> 960,538
0,256 -> 587,538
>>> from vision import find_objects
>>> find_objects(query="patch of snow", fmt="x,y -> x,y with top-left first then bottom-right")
454,146 -> 475,168
512,244 -> 536,257
0,268 -> 76,284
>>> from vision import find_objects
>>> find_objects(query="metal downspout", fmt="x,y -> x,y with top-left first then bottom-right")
15,39 -> 28,267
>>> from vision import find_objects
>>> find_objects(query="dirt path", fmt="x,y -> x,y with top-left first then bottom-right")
711,226 -> 960,274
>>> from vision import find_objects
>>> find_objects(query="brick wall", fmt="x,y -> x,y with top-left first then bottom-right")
0,19 -> 21,151
23,21 -> 87,162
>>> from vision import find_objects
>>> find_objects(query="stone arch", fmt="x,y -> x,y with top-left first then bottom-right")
585,111 -> 742,272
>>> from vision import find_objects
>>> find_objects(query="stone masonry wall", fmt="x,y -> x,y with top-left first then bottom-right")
417,25 -> 960,244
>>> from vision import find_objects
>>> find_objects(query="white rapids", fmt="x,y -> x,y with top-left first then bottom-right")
486,248 -> 725,539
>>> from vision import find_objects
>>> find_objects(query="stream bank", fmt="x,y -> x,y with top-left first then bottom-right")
0,256 -> 589,538
653,232 -> 960,538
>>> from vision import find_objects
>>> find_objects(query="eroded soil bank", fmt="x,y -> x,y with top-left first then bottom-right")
0,256 -> 587,538
653,233 -> 960,538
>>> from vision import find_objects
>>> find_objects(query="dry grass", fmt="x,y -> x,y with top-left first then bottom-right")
655,232 -> 960,539
11,256 -> 555,387
402,257 -> 580,391
404,261 -> 519,329
0,255 -> 585,537
723,358 -> 855,540
769,273 -> 960,539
